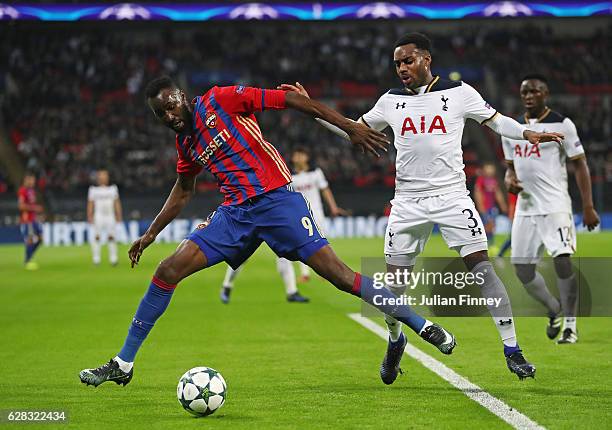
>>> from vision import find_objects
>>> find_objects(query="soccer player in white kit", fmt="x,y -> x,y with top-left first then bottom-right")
219,147 -> 347,303
282,33 -> 565,382
87,170 -> 123,266
502,75 -> 600,344
288,147 -> 348,282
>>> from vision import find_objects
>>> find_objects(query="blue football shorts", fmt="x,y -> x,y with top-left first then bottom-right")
20,222 -> 42,240
187,185 -> 328,269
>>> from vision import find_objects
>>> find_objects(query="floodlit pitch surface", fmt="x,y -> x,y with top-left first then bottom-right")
1,234 -> 611,429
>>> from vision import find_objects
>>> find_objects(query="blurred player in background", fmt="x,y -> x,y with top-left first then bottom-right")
219,256 -> 309,303
503,74 -> 600,344
219,147 -> 347,304
289,32 -> 566,382
87,169 -> 123,266
497,192 -> 517,258
473,162 -> 508,254
290,147 -> 348,281
18,173 -> 44,270
80,77 -> 458,388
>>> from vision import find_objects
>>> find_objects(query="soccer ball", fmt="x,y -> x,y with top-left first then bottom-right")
177,367 -> 227,416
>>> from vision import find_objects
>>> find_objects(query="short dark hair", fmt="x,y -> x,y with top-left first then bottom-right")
394,32 -> 432,53
521,74 -> 548,85
292,146 -> 309,156
144,76 -> 176,99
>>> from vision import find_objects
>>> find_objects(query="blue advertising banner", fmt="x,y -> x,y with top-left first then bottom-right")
0,2 -> 610,21
1,214 -> 609,245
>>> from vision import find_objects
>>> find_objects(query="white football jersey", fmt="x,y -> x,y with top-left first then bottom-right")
88,184 -> 119,221
502,110 -> 584,216
361,77 -> 498,197
291,168 -> 328,221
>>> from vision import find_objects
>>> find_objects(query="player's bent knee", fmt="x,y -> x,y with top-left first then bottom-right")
154,259 -> 181,285
156,239 -> 209,285
514,264 -> 536,284
462,250 -> 489,271
553,254 -> 574,279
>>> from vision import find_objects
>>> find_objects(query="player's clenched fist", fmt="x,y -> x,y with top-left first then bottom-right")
128,233 -> 155,268
582,206 -> 600,231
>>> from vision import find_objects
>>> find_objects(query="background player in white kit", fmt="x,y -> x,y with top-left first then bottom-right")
288,147 -> 348,282
219,147 -> 347,303
87,169 -> 123,266
282,32 -> 564,382
502,74 -> 600,344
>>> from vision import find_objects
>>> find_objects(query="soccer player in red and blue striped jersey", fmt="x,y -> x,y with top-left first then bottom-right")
79,76 -> 457,388
173,84 -> 293,205
18,173 -> 44,270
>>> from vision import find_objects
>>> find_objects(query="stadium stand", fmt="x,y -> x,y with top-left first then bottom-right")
0,19 -> 609,220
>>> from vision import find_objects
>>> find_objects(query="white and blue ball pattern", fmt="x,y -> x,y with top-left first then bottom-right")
177,367 -> 227,416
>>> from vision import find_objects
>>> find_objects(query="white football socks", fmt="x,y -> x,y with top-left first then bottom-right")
277,258 -> 298,295
384,284 -> 409,341
299,262 -> 310,278
418,320 -> 433,335
384,315 -> 403,342
563,317 -> 577,332
114,355 -> 133,372
109,240 -> 118,265
91,239 -> 101,264
524,271 -> 561,317
472,261 -> 517,348
222,265 -> 243,289
558,274 -> 578,332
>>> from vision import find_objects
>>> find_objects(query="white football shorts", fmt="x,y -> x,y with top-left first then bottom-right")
91,217 -> 118,240
511,212 -> 576,264
384,190 -> 488,266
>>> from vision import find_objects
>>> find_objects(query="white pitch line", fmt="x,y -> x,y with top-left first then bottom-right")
348,313 -> 545,430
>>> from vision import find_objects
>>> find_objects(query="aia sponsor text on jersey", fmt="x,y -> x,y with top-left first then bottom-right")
513,142 -> 541,158
400,115 -> 447,136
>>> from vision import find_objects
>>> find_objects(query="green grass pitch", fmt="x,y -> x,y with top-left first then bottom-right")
1,233 -> 612,429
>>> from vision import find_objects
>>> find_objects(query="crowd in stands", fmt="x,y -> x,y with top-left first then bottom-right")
1,20 -> 610,202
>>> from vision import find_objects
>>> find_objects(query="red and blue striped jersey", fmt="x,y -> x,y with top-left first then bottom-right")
175,85 -> 292,205
18,186 -> 38,224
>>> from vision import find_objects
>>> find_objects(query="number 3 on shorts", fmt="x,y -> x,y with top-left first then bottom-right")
302,216 -> 314,237
461,208 -> 479,229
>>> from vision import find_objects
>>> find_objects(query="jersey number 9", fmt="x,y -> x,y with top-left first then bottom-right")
301,216 -> 314,237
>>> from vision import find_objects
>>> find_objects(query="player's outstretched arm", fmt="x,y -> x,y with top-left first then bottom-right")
485,113 -> 564,144
464,84 -> 563,144
572,157 -> 600,231
281,84 -> 389,157
279,82 -> 355,141
128,173 -> 196,267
